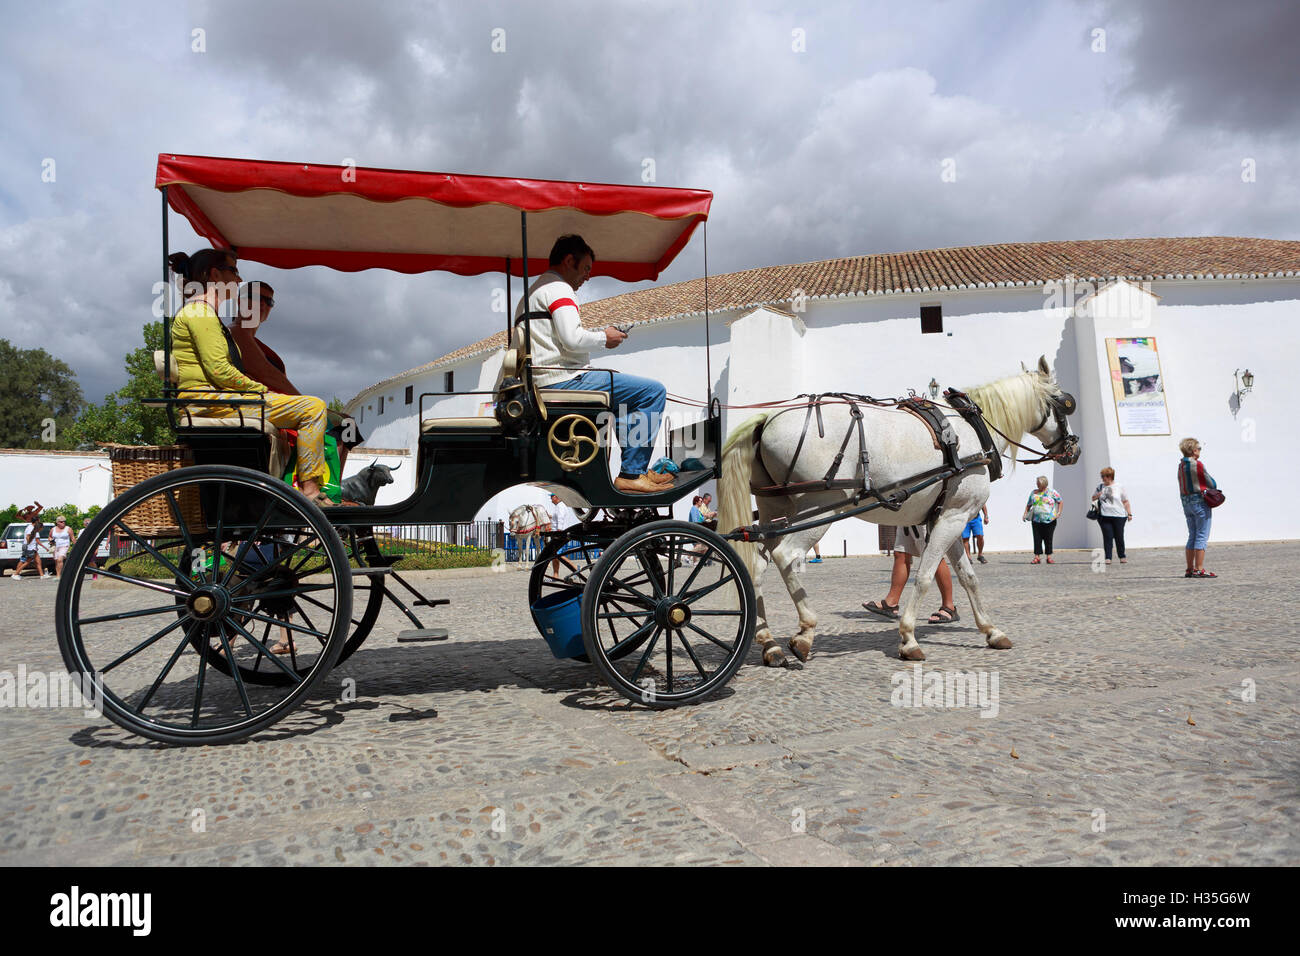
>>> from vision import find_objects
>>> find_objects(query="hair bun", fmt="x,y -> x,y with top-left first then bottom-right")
167,251 -> 191,277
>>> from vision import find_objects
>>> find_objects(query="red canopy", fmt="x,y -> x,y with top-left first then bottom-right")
156,154 -> 711,282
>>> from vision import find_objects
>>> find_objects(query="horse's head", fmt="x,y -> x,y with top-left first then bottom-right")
1026,355 -> 1081,465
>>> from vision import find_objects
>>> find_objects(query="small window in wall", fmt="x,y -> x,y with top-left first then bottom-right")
405,385 -> 414,405
920,304 -> 943,334
378,396 -> 385,414
444,371 -> 454,393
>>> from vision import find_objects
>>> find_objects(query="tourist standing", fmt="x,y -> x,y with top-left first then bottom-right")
1178,437 -> 1217,578
48,515 -> 75,578
1091,467 -> 1132,564
1023,476 -> 1062,564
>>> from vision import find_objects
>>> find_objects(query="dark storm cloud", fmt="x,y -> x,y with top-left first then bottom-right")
2,0 -> 1297,411
1109,0 -> 1300,132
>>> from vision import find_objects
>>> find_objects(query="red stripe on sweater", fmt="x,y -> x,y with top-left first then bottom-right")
547,298 -> 578,313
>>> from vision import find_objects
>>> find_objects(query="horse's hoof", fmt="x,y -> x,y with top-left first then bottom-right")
788,637 -> 812,662
899,645 -> 926,661
762,644 -> 787,668
986,634 -> 1013,650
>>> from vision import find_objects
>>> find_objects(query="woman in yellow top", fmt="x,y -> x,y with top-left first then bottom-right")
167,248 -> 332,506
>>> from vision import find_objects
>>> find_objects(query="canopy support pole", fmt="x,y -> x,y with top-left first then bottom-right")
161,186 -> 171,399
703,222 -> 711,404
520,212 -> 531,390
505,257 -> 512,340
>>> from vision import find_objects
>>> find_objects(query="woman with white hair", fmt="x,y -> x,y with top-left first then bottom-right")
1022,475 -> 1062,564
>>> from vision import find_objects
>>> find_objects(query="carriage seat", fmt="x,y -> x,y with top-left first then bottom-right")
153,350 -> 290,476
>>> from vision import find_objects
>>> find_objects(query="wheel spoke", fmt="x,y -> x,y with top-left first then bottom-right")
291,600 -> 319,638
135,622 -> 199,712
237,608 -> 328,641
227,582 -> 336,604
78,603 -> 189,626
209,482 -> 227,586
673,548 -> 710,597
189,624 -> 212,728
225,616 -> 304,683
164,489 -> 199,557
298,591 -> 361,627
683,572 -> 736,605
630,626 -> 663,684
220,501 -> 277,587
673,629 -> 709,679
633,548 -> 665,599
82,565 -> 188,597
101,614 -> 190,674
604,616 -> 657,657
213,622 -> 253,719
112,521 -> 195,592
686,620 -> 735,653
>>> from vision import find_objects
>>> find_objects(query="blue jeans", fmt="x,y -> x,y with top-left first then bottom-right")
547,370 -> 666,477
1182,493 -> 1211,550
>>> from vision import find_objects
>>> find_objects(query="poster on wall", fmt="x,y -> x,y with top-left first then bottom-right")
1106,337 -> 1171,435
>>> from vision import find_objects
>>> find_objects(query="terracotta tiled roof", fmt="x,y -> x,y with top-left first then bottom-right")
355,236 -> 1300,400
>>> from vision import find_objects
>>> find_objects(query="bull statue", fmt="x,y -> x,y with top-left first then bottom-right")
341,459 -> 401,506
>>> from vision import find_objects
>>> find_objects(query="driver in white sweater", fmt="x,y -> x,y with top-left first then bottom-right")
512,235 -> 670,494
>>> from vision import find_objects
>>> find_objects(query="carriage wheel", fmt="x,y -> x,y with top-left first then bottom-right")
580,520 -> 755,707
54,465 -> 352,745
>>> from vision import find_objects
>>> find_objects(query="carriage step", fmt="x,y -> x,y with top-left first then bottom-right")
397,628 -> 449,642
413,598 -> 450,607
352,566 -> 396,576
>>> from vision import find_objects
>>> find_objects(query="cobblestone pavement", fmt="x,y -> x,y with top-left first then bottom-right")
2,542 -> 1296,866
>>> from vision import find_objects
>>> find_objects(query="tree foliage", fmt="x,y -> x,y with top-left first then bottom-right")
0,339 -> 83,448
65,322 -> 174,447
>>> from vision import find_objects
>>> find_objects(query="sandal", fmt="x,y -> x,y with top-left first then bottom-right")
1194,569 -> 1217,578
862,599 -> 900,620
928,606 -> 959,624
271,638 -> 295,655
1030,556 -> 1041,564
1184,570 -> 1196,578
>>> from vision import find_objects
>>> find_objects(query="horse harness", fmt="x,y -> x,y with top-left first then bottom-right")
738,390 -> 1001,540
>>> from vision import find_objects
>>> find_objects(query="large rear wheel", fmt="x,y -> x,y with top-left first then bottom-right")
54,465 -> 352,745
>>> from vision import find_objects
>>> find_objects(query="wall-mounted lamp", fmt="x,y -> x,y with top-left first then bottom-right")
928,378 -> 940,400
1233,368 -> 1254,403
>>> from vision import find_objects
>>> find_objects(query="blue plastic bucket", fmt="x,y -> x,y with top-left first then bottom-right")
531,588 -> 586,659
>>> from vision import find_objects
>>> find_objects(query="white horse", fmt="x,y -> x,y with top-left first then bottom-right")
717,356 -> 1080,666
508,503 -> 550,561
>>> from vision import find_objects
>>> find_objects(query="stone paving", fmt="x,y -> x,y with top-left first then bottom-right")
1,541 -> 1296,866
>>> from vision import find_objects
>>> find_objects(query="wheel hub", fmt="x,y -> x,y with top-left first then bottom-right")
187,586 -> 230,622
655,599 -> 691,630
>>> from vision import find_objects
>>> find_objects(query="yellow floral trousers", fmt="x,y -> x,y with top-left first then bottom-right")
183,391 -> 330,487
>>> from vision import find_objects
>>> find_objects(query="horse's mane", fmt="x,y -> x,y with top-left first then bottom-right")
964,370 -> 1055,456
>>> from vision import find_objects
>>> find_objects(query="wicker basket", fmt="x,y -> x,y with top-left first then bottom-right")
100,443 -> 206,536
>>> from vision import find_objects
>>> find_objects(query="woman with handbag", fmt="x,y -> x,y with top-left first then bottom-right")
1091,467 -> 1132,564
1177,437 -> 1219,578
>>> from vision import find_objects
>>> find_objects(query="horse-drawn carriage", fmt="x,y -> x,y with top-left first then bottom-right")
55,155 -> 1083,746
54,155 -> 758,744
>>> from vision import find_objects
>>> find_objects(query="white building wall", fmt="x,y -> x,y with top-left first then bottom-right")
347,277 -> 1299,551
0,451 -> 113,512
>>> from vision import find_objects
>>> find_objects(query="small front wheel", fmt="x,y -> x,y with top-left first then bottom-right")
580,520 -> 755,707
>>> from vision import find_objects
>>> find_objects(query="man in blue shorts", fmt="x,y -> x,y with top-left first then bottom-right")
961,505 -> 990,564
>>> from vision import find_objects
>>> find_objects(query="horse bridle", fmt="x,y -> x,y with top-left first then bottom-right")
985,389 -> 1080,465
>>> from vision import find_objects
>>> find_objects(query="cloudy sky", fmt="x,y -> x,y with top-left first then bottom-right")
1,0 -> 1296,407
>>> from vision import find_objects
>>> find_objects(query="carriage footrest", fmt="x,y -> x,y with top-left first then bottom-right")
397,628 -> 449,642
352,566 -> 396,576
413,598 -> 450,607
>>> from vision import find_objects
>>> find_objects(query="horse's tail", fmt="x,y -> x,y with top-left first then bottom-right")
718,414 -> 768,584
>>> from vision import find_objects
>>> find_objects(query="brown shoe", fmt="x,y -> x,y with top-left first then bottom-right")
647,470 -> 675,484
614,474 -> 664,494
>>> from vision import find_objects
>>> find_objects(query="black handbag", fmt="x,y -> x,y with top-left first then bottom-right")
1086,503 -> 1100,521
